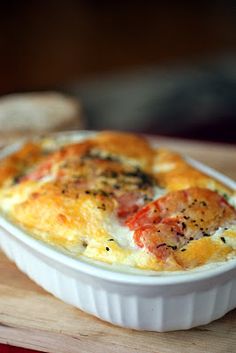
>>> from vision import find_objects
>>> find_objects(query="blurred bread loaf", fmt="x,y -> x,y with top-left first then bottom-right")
0,92 -> 83,146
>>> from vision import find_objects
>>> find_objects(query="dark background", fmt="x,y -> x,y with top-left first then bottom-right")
0,1 -> 235,143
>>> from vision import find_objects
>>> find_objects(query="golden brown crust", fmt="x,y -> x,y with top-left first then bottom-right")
12,181 -> 115,247
174,237 -> 232,268
154,148 -> 232,195
93,131 -> 155,171
0,142 -> 44,187
0,131 -> 235,272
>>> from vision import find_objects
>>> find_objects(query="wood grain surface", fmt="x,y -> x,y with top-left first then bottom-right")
0,136 -> 235,353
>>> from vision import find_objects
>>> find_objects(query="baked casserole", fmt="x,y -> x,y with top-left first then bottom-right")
0,131 -> 235,272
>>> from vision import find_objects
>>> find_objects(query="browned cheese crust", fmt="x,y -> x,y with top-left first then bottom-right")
0,131 -> 235,271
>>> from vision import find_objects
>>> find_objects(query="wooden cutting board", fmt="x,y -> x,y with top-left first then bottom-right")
0,136 -> 235,353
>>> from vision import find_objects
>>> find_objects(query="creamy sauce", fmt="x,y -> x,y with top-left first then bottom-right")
104,217 -> 136,250
103,186 -> 165,250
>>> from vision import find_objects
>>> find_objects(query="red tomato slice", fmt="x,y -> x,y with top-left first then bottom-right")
116,192 -> 141,219
125,201 -> 161,229
127,188 -> 236,260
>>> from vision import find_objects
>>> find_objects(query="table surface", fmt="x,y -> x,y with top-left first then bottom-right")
0,135 -> 235,353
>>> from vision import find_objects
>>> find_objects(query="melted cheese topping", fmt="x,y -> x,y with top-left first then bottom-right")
0,131 -> 235,273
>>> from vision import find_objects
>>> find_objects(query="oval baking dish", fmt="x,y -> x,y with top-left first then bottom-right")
0,131 -> 235,332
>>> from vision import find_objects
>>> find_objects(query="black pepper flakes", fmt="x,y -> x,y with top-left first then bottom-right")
106,247 -> 110,251
182,222 -> 186,230
156,243 -> 166,249
113,184 -> 121,190
169,245 -> 177,250
97,203 -> 106,211
220,237 -> 226,243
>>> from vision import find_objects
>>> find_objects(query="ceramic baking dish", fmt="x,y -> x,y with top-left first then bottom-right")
0,131 -> 235,332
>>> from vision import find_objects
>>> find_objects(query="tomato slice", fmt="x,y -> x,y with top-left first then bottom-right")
116,192 -> 142,219
125,201 -> 161,229
127,188 -> 236,260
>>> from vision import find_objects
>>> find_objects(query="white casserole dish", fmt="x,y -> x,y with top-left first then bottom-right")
0,131 -> 235,332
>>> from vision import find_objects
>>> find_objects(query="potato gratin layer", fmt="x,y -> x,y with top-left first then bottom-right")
0,132 -> 236,271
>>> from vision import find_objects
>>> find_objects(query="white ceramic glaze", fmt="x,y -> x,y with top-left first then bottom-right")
0,131 -> 235,332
